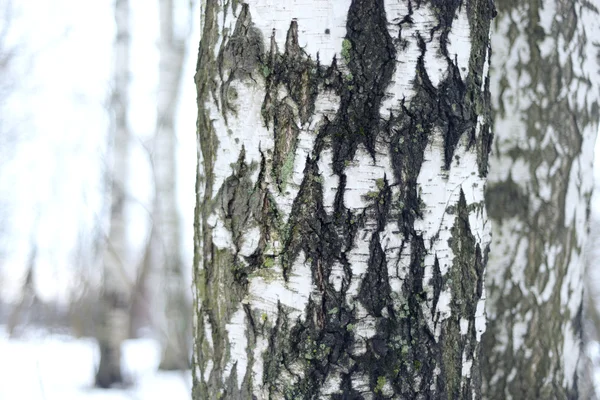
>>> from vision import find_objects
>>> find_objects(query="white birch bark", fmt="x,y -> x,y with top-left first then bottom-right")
482,1 -> 600,398
149,0 -> 191,371
193,0 -> 494,398
96,0 -> 131,388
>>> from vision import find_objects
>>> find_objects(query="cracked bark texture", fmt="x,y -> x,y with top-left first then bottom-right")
193,0 -> 494,398
96,0 -> 131,388
482,1 -> 600,399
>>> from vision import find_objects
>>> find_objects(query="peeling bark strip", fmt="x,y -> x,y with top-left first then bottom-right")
193,1 -> 494,399
482,2 -> 600,399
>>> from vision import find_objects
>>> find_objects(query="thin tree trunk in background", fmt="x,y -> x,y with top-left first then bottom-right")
151,0 -> 190,371
193,0 -> 494,398
7,243 -> 37,337
482,1 -> 600,398
96,0 -> 131,388
128,227 -> 152,338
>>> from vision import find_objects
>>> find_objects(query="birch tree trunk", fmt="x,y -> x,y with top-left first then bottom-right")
482,1 -> 600,399
193,0 -> 494,398
7,242 -> 37,338
150,0 -> 191,371
96,0 -> 131,388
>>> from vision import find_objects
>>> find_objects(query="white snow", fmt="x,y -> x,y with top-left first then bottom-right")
0,327 -> 191,400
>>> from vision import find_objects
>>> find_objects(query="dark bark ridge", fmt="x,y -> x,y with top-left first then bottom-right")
193,1 -> 494,399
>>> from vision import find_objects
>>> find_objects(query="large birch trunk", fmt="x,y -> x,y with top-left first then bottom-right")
95,0 -> 131,388
482,1 -> 600,399
151,0 -> 190,371
193,0 -> 494,398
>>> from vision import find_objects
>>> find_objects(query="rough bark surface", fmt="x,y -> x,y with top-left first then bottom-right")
193,1 -> 494,398
482,2 -> 600,399
96,0 -> 131,388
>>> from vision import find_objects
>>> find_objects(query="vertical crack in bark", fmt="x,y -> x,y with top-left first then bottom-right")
194,0 -> 494,398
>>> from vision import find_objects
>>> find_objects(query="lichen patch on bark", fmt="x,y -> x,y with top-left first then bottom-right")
193,1 -> 494,398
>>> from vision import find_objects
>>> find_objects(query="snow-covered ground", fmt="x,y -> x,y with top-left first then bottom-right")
0,326 -> 191,400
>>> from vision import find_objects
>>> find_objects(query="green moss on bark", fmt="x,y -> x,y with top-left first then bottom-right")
194,1 -> 494,398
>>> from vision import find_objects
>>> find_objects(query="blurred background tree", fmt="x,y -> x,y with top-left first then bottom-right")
0,0 -> 197,395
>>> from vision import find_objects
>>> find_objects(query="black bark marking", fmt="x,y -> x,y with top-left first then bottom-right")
431,255 -> 443,317
262,20 -> 320,128
331,0 -> 396,174
442,189 -> 486,400
219,4 -> 264,120
194,0 -> 494,398
359,236 -> 391,317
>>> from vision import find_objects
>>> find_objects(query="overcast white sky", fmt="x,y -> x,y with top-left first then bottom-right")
0,0 -> 198,303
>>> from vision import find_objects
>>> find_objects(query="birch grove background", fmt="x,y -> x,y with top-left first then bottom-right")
1,0 -> 600,398
0,0 -> 197,397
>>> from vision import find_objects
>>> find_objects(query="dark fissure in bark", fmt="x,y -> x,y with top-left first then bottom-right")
194,0 -> 494,398
330,0 -> 396,172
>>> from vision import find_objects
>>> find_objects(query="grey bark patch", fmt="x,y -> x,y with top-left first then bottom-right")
261,20 -> 320,128
482,2 -> 600,398
272,103 -> 300,193
220,4 -> 264,80
485,177 -> 528,221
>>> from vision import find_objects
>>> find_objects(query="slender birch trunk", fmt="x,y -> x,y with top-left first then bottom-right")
7,243 -> 37,337
151,0 -> 190,371
482,2 -> 600,399
193,0 -> 494,398
96,0 -> 131,388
